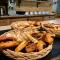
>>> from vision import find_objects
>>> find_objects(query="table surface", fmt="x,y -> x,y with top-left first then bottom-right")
0,30 -> 60,60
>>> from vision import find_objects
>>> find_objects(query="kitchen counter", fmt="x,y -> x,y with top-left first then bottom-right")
0,13 -> 55,19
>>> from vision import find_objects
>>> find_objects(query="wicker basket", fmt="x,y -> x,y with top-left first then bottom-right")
3,44 -> 52,60
53,30 -> 60,37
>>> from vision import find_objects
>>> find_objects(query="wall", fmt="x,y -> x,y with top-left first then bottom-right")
16,0 -> 52,12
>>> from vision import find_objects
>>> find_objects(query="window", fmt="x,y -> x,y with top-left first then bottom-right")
10,0 -> 14,3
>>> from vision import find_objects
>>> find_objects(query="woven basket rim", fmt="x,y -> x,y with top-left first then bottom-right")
3,44 -> 52,58
16,44 -> 52,54
3,44 -> 52,60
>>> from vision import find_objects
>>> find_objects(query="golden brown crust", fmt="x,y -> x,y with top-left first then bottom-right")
42,33 -> 54,44
15,40 -> 28,52
36,40 -> 46,51
0,35 -> 16,42
0,41 -> 18,48
44,23 -> 60,31
25,43 -> 36,53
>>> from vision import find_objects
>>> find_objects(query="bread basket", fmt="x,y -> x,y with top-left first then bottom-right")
3,44 -> 52,60
1,21 -> 54,60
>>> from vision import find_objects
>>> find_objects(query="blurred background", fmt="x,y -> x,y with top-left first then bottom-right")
0,0 -> 60,16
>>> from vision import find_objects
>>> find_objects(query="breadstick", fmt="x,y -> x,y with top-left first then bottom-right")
16,33 -> 24,42
0,41 -> 18,48
42,26 -> 54,33
15,40 -> 28,52
24,32 -> 38,43
43,23 -> 55,28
